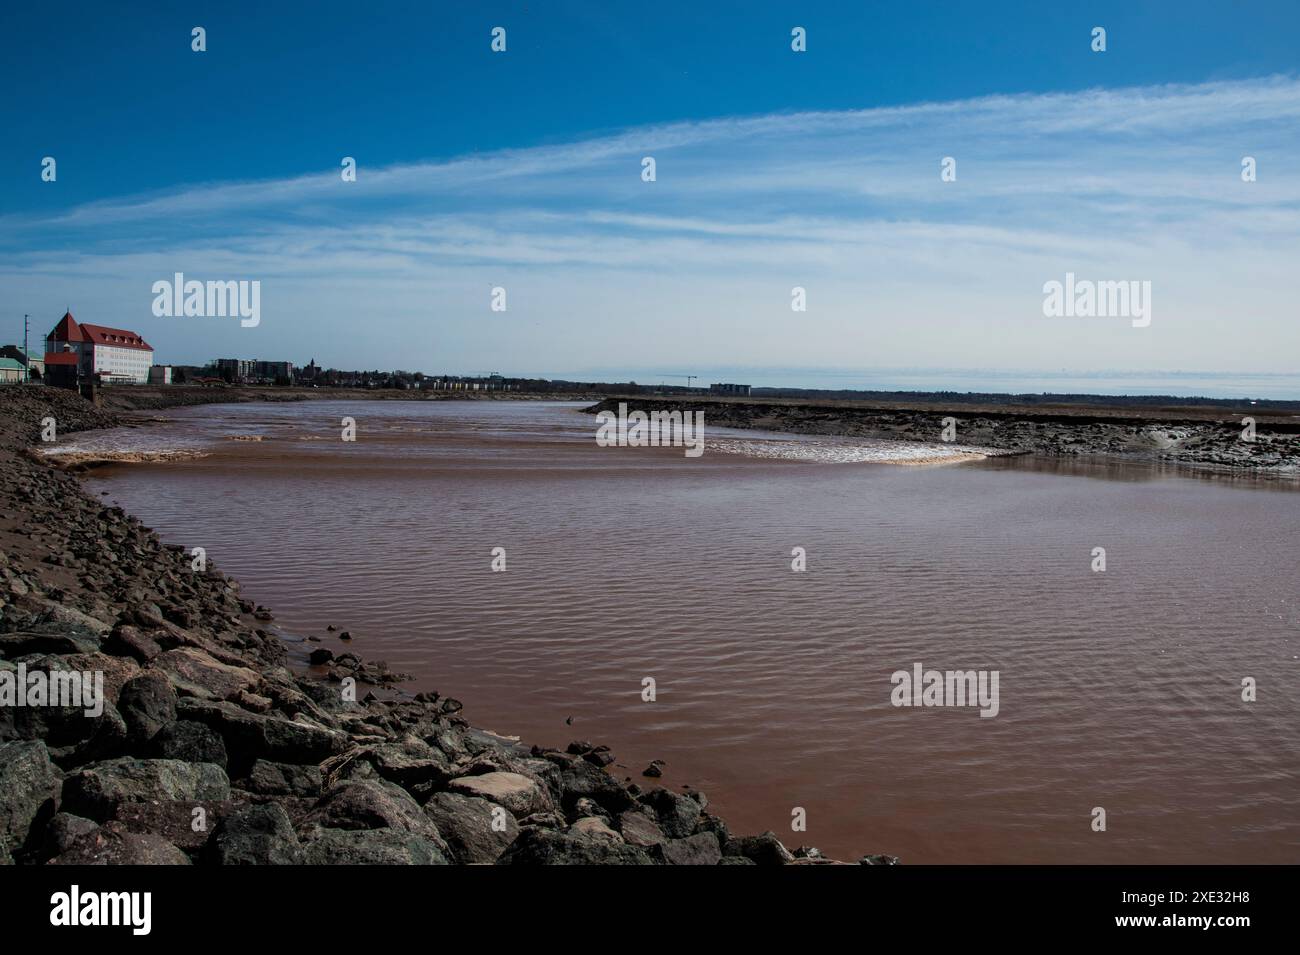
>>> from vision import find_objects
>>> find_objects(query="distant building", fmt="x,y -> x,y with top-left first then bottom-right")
45,311 -> 153,383
253,360 -> 293,382
215,358 -> 293,384
0,357 -> 25,383
215,358 -> 254,382
0,345 -> 42,381
148,365 -> 173,385
43,349 -> 81,389
709,382 -> 751,396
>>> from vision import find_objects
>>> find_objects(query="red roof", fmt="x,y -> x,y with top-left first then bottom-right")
48,311 -> 83,342
43,352 -> 79,366
47,311 -> 153,352
80,323 -> 152,351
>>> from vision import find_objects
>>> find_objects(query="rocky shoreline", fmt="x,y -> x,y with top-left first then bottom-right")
0,386 -> 881,865
585,396 -> 1300,474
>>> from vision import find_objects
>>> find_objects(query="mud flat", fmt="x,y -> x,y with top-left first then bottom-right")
0,386 -> 884,865
92,384 -> 609,416
586,396 -> 1300,474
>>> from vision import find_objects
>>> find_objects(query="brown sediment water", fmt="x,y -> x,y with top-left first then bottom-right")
65,399 -> 1300,864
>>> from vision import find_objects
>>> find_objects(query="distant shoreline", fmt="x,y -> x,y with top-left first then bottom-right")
77,381 -> 1300,416
58,383 -> 1300,475
582,395 -> 1300,476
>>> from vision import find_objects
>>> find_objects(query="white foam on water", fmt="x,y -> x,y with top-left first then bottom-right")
706,436 -> 991,465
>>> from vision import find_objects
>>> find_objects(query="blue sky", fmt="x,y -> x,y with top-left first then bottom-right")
2,1 -> 1299,389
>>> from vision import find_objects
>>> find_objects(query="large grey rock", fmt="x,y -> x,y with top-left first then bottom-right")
177,699 -> 347,770
423,791 -> 518,864
557,757 -> 635,814
364,735 -> 454,788
154,647 -> 260,701
723,830 -> 795,865
49,821 -> 190,865
109,799 -> 236,852
244,759 -> 322,797
0,657 -> 126,751
617,809 -> 667,848
60,757 -> 230,822
42,812 -> 99,856
449,771 -> 553,817
302,779 -> 444,844
118,670 -> 177,744
0,740 -> 62,860
148,720 -> 228,768
497,827 -> 655,865
653,831 -> 722,865
301,827 -> 449,865
205,804 -> 303,864
0,630 -> 99,656
641,787 -> 701,839
102,625 -> 162,664
568,816 -> 624,843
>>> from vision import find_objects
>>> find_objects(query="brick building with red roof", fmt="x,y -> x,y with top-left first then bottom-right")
44,311 -> 154,383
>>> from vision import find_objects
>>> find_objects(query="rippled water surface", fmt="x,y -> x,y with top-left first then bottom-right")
67,400 -> 1300,863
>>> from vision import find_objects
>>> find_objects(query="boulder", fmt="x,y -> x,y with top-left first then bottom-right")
641,787 -> 701,839
42,812 -> 99,856
205,804 -> 304,864
109,799 -> 236,852
57,702 -> 129,767
60,757 -> 230,822
0,740 -> 62,859
302,779 -> 444,845
363,735 -> 454,788
176,699 -> 348,770
0,630 -> 99,656
300,827 -> 449,865
49,821 -> 191,865
723,830 -> 795,865
556,758 -> 635,814
117,670 -> 177,744
244,760 -> 322,798
449,771 -> 553,817
101,625 -> 161,664
422,791 -> 518,864
153,647 -> 261,701
497,827 -> 655,865
568,816 -> 624,843
653,831 -> 722,865
617,809 -> 666,848
148,720 -> 228,768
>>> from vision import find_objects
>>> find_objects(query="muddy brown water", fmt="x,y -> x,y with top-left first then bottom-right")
68,400 -> 1300,863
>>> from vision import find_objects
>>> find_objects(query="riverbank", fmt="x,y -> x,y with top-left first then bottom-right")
0,387 -> 872,865
93,384 -> 611,416
584,396 -> 1300,474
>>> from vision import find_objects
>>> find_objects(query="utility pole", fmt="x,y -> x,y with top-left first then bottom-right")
23,314 -> 30,383
655,373 -> 698,388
